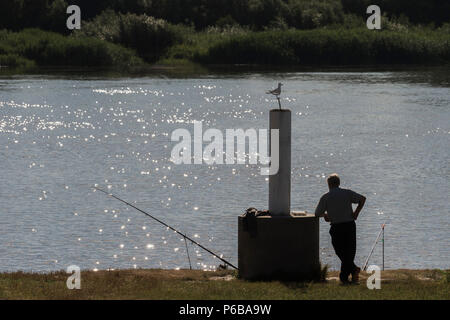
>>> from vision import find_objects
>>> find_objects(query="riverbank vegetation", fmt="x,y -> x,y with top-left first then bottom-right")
194,27 -> 450,65
0,29 -> 144,69
0,0 -> 449,70
0,269 -> 448,299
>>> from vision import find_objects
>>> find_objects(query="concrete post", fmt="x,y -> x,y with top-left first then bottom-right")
238,107 -> 320,281
269,109 -> 291,216
238,214 -> 319,280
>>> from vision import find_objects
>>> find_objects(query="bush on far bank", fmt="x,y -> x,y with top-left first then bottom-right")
0,28 -> 144,69
195,27 -> 450,65
75,10 -> 182,63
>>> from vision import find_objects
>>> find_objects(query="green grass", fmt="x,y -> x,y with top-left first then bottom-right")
0,54 -> 35,68
193,27 -> 450,65
0,28 -> 145,70
160,25 -> 250,64
74,11 -> 182,63
0,269 -> 448,300
1,24 -> 449,71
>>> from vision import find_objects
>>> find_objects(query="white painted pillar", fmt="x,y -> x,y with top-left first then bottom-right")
269,109 -> 291,216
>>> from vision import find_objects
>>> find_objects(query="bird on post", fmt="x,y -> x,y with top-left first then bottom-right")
266,83 -> 283,110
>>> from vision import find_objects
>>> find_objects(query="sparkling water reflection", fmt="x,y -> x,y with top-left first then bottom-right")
0,71 -> 449,272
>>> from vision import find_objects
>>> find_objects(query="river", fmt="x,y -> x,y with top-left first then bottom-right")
0,67 -> 448,272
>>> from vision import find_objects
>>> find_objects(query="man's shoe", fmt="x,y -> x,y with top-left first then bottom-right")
339,274 -> 350,285
352,267 -> 361,283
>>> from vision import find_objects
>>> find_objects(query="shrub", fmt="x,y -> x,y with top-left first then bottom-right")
0,28 -> 144,68
76,11 -> 181,62
0,0 -> 448,32
196,28 -> 450,65
216,15 -> 239,28
0,54 -> 35,68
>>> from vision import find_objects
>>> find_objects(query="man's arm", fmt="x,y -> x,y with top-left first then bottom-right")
353,195 -> 366,221
315,195 -> 327,218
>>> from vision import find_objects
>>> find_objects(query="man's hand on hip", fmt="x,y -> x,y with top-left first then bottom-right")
353,195 -> 366,221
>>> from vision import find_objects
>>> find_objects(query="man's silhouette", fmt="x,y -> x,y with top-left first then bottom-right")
315,174 -> 366,284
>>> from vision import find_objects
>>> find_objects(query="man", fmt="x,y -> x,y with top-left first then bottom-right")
315,174 -> 366,284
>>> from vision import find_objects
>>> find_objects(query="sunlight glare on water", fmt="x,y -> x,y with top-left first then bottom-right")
0,71 -> 449,272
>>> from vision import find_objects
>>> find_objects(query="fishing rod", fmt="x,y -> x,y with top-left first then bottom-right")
362,223 -> 386,271
12,136 -> 236,270
93,186 -> 238,270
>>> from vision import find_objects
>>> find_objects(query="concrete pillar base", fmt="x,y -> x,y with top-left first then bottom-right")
238,212 -> 320,280
269,109 -> 291,216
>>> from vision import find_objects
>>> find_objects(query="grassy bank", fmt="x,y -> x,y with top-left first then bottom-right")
192,27 -> 450,65
0,269 -> 448,300
1,25 -> 449,72
0,1 -> 449,71
0,29 -> 145,70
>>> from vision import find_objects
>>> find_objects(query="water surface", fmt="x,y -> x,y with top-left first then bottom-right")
0,68 -> 448,272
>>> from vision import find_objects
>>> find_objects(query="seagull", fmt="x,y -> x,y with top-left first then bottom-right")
266,83 -> 283,96
266,83 -> 283,110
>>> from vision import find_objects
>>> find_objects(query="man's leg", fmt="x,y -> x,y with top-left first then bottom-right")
343,221 -> 358,281
337,223 -> 350,281
330,224 -> 350,283
336,222 -> 357,281
349,221 -> 360,281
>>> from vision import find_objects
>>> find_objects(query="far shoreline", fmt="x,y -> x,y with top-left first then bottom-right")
0,63 -> 449,79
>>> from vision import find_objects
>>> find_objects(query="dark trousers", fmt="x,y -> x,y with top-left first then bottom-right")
330,221 -> 357,282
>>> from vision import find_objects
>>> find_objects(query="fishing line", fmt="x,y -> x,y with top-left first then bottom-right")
4,111 -> 238,270
3,136 -> 204,269
184,237 -> 192,270
57,141 -> 218,271
362,222 -> 386,271
93,186 -> 238,270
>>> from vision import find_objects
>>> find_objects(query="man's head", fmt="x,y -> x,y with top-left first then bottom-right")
327,173 -> 340,189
